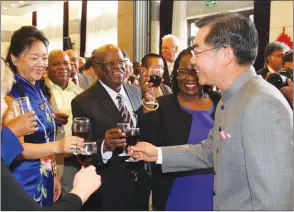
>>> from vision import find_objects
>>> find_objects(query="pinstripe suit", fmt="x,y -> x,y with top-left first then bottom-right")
161,66 -> 293,210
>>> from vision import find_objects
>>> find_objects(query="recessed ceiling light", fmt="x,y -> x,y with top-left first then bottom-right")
19,1 -> 24,3
2,7 -> 8,10
11,4 -> 16,7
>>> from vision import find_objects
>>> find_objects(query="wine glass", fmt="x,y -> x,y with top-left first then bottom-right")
12,97 -> 33,117
125,128 -> 140,162
73,142 -> 97,167
117,123 -> 130,157
72,117 -> 90,141
148,68 -> 162,87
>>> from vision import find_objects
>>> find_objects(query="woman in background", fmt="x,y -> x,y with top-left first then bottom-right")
138,48 -> 221,210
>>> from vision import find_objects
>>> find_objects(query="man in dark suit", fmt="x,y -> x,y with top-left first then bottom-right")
65,49 -> 93,89
161,34 -> 181,87
256,41 -> 289,79
71,44 -> 151,210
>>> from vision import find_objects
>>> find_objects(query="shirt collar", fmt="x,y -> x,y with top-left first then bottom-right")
267,65 -> 276,73
46,78 -> 77,91
222,66 -> 257,102
99,79 -> 126,98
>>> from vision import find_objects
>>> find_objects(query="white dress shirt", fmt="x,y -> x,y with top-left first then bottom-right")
99,80 -> 137,163
166,61 -> 174,77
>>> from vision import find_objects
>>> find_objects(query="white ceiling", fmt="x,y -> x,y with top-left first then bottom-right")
1,1 -> 65,16
187,1 -> 254,18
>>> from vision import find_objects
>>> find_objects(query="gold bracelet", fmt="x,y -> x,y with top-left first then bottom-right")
142,98 -> 159,111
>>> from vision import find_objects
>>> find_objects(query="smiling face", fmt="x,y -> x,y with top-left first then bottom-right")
161,38 -> 179,63
177,54 -> 201,97
93,46 -> 126,90
191,26 -> 225,86
10,40 -> 48,84
47,50 -> 71,88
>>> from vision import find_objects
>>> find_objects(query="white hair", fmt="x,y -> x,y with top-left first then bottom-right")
162,34 -> 181,48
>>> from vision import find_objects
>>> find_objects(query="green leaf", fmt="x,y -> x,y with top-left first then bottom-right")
41,187 -> 48,198
43,169 -> 48,177
33,193 -> 42,202
37,182 -> 42,192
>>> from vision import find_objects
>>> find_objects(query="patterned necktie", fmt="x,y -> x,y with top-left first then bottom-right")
116,94 -> 134,127
72,78 -> 77,85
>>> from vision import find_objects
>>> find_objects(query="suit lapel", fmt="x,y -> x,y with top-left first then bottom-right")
77,73 -> 86,89
124,84 -> 136,111
93,81 -> 122,121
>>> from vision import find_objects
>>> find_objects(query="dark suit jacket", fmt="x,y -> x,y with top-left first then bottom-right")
71,80 -> 151,211
1,161 -> 82,211
256,67 -> 270,79
137,91 -> 221,210
77,72 -> 93,90
162,59 -> 172,87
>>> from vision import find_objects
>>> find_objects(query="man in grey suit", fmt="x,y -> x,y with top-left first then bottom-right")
65,49 -> 93,90
131,12 -> 293,210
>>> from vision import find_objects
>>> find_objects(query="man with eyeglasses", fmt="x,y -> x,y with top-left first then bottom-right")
71,44 -> 151,210
257,41 -> 290,79
46,50 -> 84,187
129,12 -> 293,210
65,49 -> 93,89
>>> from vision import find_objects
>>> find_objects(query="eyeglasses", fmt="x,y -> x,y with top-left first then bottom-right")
94,60 -> 128,68
177,69 -> 198,80
191,46 -> 222,58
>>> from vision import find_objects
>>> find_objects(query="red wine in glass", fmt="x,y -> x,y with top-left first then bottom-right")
74,142 -> 97,167
149,75 -> 162,87
125,128 -> 140,162
76,152 -> 95,167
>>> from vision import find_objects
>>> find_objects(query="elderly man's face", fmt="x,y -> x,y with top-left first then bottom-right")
93,48 -> 126,90
161,38 -> 178,63
48,51 -> 71,87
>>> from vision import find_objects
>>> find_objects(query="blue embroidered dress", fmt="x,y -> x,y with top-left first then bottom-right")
8,74 -> 55,207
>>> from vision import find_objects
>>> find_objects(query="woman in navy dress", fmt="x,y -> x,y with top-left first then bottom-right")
138,48 -> 221,210
3,26 -> 84,207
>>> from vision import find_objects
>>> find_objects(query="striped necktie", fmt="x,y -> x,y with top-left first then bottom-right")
116,94 -> 134,127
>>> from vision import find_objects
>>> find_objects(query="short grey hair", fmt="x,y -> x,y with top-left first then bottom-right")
162,34 -> 181,49
264,41 -> 290,64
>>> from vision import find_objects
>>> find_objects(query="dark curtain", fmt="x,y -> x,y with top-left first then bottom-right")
80,0 -> 87,57
63,1 -> 69,38
32,11 -> 37,26
159,0 -> 174,53
253,0 -> 271,71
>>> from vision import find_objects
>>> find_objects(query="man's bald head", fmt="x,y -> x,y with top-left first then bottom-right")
49,50 -> 69,63
92,44 -> 123,62
65,49 -> 79,77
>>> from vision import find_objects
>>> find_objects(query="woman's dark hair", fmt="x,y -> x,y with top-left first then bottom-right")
5,26 -> 51,100
171,48 -> 204,96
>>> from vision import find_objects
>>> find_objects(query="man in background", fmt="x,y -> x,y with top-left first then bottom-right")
65,49 -> 93,90
161,34 -> 181,87
257,41 -> 289,79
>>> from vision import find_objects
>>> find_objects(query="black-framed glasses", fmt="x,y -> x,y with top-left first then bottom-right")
177,69 -> 198,80
94,60 -> 128,68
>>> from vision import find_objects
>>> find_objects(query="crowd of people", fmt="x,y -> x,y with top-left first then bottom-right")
1,12 -> 293,211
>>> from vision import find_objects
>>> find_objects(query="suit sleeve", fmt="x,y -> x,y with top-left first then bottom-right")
241,96 -> 293,210
161,129 -> 214,173
1,161 -> 82,211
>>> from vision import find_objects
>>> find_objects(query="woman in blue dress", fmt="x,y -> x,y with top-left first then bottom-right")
138,48 -> 221,210
3,26 -> 84,207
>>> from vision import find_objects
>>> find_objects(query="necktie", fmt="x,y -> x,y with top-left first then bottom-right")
116,94 -> 134,127
72,78 -> 77,85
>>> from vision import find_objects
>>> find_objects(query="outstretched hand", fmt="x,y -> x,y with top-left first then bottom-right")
128,142 -> 159,162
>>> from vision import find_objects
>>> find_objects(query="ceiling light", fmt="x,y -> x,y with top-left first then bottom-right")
19,1 -> 24,3
2,7 -> 8,10
11,4 -> 16,7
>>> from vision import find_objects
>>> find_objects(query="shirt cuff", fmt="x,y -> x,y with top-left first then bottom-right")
101,140 -> 113,164
156,147 -> 163,164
